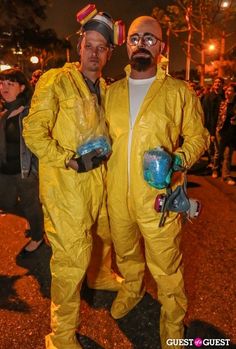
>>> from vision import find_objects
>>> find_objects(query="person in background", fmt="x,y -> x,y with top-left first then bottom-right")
23,6 -> 124,349
195,85 -> 205,102
202,77 -> 225,171
30,69 -> 43,90
187,80 -> 197,92
105,16 -> 209,349
0,68 -> 44,255
0,97 -> 4,111
212,84 -> 236,185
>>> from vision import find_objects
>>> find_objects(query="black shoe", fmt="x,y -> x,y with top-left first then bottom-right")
19,239 -> 44,257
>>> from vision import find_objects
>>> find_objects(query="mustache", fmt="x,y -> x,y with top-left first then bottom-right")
131,48 -> 153,58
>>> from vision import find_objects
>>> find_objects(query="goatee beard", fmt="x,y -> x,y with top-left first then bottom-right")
130,56 -> 152,72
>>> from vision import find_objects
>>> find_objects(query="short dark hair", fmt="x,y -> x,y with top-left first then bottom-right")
0,68 -> 33,104
227,83 -> 236,93
214,76 -> 224,84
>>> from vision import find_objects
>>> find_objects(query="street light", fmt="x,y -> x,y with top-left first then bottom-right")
218,0 -> 231,77
221,1 -> 231,9
208,44 -> 216,52
12,45 -> 23,70
0,64 -> 11,71
30,56 -> 39,64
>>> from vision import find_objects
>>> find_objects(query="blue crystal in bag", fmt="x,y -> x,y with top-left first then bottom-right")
143,147 -> 173,189
77,136 -> 111,157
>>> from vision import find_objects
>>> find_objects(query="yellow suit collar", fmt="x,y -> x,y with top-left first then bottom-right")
124,62 -> 167,80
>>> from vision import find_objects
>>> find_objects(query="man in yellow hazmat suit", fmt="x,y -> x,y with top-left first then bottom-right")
105,16 -> 209,349
23,7 -> 124,349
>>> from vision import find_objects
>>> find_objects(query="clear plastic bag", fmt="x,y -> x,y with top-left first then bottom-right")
77,135 -> 111,157
73,93 -> 111,157
143,147 -> 172,189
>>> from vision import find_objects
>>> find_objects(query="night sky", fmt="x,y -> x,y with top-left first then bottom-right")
43,0 -> 184,78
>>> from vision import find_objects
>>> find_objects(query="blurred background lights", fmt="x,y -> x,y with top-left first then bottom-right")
0,64 -> 11,71
208,44 -> 216,52
221,1 -> 230,8
30,56 -> 39,64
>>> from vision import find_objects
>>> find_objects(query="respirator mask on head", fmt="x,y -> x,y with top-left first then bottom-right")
76,4 -> 125,47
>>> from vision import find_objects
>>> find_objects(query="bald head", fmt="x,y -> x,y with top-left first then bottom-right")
127,16 -> 164,78
128,16 -> 162,41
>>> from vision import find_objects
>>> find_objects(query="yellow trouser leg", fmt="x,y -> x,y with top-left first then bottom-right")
45,218 -> 92,349
140,213 -> 187,349
157,268 -> 187,349
86,213 -> 112,285
109,217 -> 146,318
87,197 -> 122,291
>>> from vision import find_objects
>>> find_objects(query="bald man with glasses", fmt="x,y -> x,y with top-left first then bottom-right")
105,16 -> 209,348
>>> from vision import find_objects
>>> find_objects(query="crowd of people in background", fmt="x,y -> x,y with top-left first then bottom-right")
189,77 -> 236,185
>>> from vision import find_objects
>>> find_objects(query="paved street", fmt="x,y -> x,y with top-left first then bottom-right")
0,157 -> 236,349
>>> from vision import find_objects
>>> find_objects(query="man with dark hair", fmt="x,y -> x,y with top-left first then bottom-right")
23,6 -> 124,349
30,69 -> 43,89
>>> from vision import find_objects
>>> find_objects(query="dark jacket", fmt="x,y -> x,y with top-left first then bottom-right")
217,97 -> 236,147
202,91 -> 225,136
0,105 -> 38,178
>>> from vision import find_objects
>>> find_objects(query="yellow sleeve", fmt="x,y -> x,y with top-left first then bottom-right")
174,87 -> 210,168
23,69 -> 74,168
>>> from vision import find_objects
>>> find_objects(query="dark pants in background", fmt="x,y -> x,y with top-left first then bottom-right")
0,172 -> 44,241
213,133 -> 234,178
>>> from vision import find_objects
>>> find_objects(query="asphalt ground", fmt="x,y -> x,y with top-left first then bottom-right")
0,156 -> 236,349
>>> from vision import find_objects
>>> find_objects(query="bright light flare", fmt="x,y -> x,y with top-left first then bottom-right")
30,56 -> 39,64
221,1 -> 230,8
208,44 -> 216,52
0,64 -> 11,71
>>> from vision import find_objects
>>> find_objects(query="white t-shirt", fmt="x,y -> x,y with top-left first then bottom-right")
129,76 -> 155,129
128,76 -> 155,183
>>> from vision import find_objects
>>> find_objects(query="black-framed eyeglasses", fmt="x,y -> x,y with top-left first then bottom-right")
127,33 -> 162,47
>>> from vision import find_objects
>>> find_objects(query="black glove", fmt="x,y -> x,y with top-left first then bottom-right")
76,149 -> 105,173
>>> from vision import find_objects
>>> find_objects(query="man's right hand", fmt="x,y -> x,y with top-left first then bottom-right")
68,149 -> 105,173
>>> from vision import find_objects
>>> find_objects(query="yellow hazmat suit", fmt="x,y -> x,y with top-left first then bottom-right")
105,64 -> 209,349
23,62 -> 112,349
